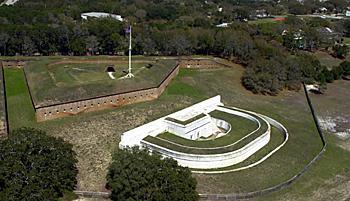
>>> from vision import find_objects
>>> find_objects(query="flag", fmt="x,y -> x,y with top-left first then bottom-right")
125,26 -> 131,34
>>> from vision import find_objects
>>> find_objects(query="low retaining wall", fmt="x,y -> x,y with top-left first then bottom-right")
179,58 -> 233,69
142,129 -> 270,169
36,62 -> 180,121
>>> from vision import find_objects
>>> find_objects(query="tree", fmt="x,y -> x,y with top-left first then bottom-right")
242,58 -> 285,95
0,128 -> 78,201
106,148 -> 199,201
332,44 -> 349,58
339,60 -> 350,76
86,35 -> 100,55
0,33 -> 9,56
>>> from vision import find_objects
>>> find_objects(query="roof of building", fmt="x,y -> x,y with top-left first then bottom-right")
81,12 -> 123,22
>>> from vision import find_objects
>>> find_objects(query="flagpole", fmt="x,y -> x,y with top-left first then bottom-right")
126,25 -> 134,78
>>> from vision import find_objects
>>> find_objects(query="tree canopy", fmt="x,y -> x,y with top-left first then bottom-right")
0,128 -> 78,201
106,148 -> 199,201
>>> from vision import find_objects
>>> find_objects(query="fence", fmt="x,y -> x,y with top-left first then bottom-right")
198,83 -> 327,200
71,84 -> 327,201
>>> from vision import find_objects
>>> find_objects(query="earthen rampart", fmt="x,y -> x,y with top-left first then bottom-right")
36,62 -> 179,121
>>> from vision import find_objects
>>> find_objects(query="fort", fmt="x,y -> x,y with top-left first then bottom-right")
120,95 -> 289,170
1,57 -> 233,122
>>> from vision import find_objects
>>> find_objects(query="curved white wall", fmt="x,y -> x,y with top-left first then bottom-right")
141,124 -> 271,169
119,96 -> 289,170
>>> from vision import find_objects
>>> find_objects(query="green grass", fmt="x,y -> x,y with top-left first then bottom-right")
191,126 -> 286,172
313,51 -> 344,68
164,68 -> 204,100
248,16 -> 286,25
343,37 -> 350,45
4,68 -> 36,130
165,113 -> 207,125
3,57 -> 349,199
24,58 -> 178,107
48,63 -> 148,86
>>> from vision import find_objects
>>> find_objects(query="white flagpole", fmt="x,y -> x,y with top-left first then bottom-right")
126,25 -> 134,78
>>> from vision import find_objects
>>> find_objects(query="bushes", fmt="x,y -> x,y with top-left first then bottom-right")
332,44 -> 349,59
106,148 -> 199,201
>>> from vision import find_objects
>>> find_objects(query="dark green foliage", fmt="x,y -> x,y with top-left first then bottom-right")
106,148 -> 198,201
0,128 -> 78,201
0,0 -> 346,95
332,44 -> 349,59
339,60 -> 350,76
242,58 -> 285,95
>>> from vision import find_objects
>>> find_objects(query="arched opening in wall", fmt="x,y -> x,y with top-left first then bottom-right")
105,65 -> 116,72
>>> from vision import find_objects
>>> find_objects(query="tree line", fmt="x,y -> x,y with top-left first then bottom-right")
1,0 -> 350,95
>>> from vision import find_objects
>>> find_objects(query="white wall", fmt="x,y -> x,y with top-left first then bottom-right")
141,127 -> 270,169
119,95 -> 222,148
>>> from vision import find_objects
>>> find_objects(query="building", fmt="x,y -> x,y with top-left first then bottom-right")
81,12 -> 124,22
165,113 -> 218,140
119,96 -> 223,148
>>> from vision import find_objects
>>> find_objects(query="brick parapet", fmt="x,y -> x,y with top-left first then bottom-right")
36,63 -> 179,121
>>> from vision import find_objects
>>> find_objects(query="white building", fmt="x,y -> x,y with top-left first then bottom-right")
119,96 -> 223,148
165,113 -> 218,140
81,12 -> 124,22
216,22 -> 231,28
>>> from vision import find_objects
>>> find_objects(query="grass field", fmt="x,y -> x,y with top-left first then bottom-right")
24,57 -> 177,107
191,126 -> 286,172
248,16 -> 287,25
313,51 -> 344,68
3,57 -> 350,200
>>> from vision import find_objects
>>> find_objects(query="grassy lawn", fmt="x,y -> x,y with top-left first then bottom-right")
248,16 -> 286,25
343,37 -> 350,45
4,68 -> 36,130
24,57 -> 177,107
192,126 -> 286,172
313,51 -> 344,68
3,57 -> 350,200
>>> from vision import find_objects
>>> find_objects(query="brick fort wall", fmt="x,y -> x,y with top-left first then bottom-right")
36,62 -> 180,122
